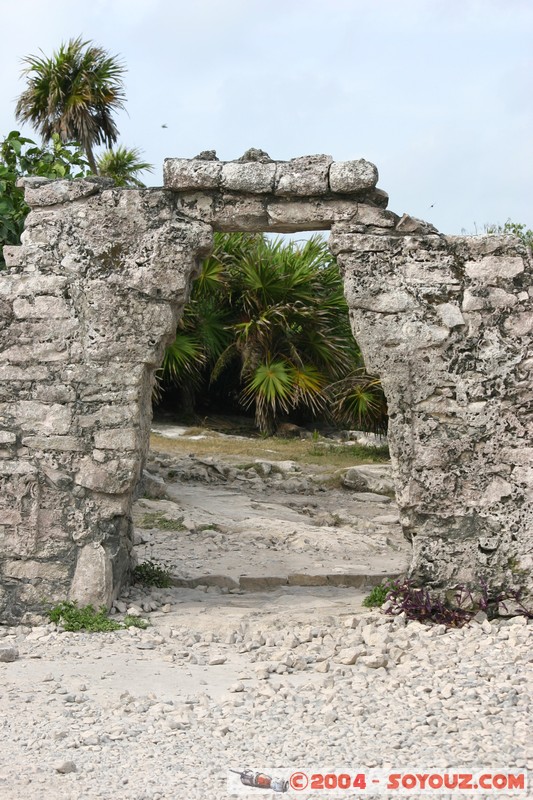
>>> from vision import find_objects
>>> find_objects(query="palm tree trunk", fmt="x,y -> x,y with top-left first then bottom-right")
85,142 -> 98,175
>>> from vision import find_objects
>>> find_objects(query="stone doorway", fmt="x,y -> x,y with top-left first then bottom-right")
0,151 -> 531,621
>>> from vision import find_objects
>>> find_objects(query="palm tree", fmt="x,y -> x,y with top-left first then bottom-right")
15,36 -> 126,174
158,233 -> 367,435
96,146 -> 154,187
220,235 -> 357,434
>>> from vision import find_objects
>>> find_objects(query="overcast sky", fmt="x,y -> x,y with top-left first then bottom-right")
1,0 -> 531,235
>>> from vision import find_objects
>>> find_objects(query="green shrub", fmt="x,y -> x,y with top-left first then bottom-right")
132,560 -> 172,588
48,600 -> 150,631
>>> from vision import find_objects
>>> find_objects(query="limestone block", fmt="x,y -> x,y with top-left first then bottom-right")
15,401 -> 72,435
211,195 -> 268,232
1,342 -> 70,364
69,543 -> 113,608
481,477 -> 513,506
465,255 -> 524,282
221,162 -> 276,193
23,179 -> 108,207
267,199 -> 356,231
486,288 -> 518,309
462,289 -> 485,311
329,233 -> 393,254
12,295 -> 71,319
75,456 -> 139,493
21,435 -> 82,451
504,311 -> 533,337
3,559 -> 68,583
348,289 -> 417,314
24,180 -> 107,208
163,158 -> 222,190
395,214 -> 439,234
174,192 -> 215,223
93,428 -> 138,451
0,509 -> 22,524
274,155 -> 332,196
355,204 -> 398,227
2,245 -> 37,268
403,259 -> 461,285
435,303 -> 465,329
0,274 -> 68,299
329,159 -> 378,193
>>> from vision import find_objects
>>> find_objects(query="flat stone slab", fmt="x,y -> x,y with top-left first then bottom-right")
132,450 -> 409,588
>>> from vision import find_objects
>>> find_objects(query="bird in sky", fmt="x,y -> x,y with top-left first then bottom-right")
161,124 -> 168,128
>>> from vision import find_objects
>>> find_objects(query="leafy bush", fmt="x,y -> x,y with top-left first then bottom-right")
48,600 -> 148,631
483,219 -> 533,249
0,130 -> 88,267
132,560 -> 172,588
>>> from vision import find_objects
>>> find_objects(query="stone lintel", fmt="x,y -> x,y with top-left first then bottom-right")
165,153 -> 380,197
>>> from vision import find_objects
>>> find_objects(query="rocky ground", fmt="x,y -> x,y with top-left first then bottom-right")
0,426 -> 531,799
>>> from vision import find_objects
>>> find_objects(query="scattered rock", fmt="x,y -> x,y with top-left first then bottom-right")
0,646 -> 19,662
54,760 -> 77,774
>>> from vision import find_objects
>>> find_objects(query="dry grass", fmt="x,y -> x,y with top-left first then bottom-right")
149,431 -> 389,468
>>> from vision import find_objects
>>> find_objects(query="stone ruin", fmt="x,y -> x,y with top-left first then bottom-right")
0,149 -> 531,621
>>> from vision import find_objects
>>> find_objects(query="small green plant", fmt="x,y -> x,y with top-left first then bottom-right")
363,581 -> 394,608
48,601 -> 150,632
132,560 -> 172,588
139,512 -> 185,531
123,614 -> 148,629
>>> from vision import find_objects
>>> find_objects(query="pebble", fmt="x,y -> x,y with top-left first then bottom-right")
0,588 -> 531,799
0,646 -> 19,662
54,760 -> 77,774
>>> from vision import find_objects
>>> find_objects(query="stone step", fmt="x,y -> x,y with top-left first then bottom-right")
169,571 -> 401,592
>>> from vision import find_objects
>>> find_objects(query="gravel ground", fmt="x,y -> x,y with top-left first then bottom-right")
0,583 -> 531,800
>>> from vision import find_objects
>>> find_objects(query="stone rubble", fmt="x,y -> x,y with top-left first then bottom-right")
0,591 -> 530,799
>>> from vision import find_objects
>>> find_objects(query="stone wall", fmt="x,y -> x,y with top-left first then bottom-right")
329,229 -> 532,592
0,180 -> 212,620
0,151 -> 531,621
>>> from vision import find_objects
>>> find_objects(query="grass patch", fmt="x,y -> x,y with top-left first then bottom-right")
150,432 -> 389,468
48,601 -> 148,632
139,511 -> 185,531
362,580 -> 395,608
132,560 -> 172,588
309,442 -> 389,462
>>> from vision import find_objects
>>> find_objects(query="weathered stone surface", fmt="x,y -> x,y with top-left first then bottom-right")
0,155 -> 531,621
163,158 -> 222,190
69,543 -> 113,608
335,231 -> 532,592
275,154 -> 332,196
329,159 -> 378,193
267,199 -> 357,231
221,162 -> 276,193
0,646 -> 19,662
22,178 -> 112,208
211,195 -> 268,231
342,465 -> 395,495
